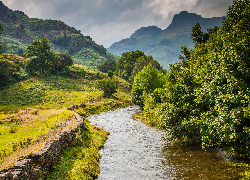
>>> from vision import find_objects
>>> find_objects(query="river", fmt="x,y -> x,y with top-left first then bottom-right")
88,106 -> 244,179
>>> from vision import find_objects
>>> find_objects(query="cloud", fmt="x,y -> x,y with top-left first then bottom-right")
191,0 -> 233,17
1,0 -> 233,47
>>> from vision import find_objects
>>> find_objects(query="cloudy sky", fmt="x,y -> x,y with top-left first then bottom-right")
2,0 -> 233,48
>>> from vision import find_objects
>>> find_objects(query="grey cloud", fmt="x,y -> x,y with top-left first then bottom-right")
1,0 -> 232,47
191,0 -> 233,17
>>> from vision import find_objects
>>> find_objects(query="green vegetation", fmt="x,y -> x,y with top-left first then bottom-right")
115,50 -> 164,83
0,54 -> 27,87
97,59 -> 117,73
131,65 -> 165,107
43,120 -> 109,180
115,50 -> 146,81
108,13 -> 224,68
0,23 -> 3,53
96,78 -> 118,98
0,2 -> 118,70
24,37 -> 73,75
135,0 -> 250,158
129,55 -> 165,83
0,59 -> 131,172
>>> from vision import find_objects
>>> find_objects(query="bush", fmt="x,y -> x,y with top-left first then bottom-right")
131,65 -> 165,107
95,78 -> 118,97
107,70 -> 114,78
140,0 -> 250,157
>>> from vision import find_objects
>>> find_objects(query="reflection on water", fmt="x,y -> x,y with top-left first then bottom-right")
88,106 -> 244,179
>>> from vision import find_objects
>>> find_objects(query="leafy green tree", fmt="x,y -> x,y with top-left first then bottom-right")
107,70 -> 114,78
52,50 -> 73,74
222,0 -> 250,82
141,0 -> 250,156
191,23 -> 203,44
131,65 -> 165,107
96,78 -> 118,97
24,37 -> 54,75
0,54 -> 27,87
24,38 -> 73,76
191,24 -> 220,45
129,55 -> 165,83
115,50 -> 146,81
0,24 -> 3,54
97,60 -> 117,73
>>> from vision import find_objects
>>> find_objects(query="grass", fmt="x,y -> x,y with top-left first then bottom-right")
0,64 -> 132,175
0,109 -> 73,163
43,119 -> 109,180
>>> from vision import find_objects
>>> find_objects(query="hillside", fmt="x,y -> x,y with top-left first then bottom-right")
0,56 -> 132,177
0,1 -> 118,69
108,11 -> 225,68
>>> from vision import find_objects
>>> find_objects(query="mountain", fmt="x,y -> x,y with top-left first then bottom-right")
107,11 -> 225,68
0,1 -> 118,69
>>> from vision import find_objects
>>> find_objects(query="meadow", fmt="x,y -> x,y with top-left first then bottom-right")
0,64 -> 132,179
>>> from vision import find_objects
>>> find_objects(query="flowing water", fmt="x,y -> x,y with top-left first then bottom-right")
88,106 -> 245,179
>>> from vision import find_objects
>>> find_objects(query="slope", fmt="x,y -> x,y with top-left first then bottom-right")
0,1 -> 118,69
108,11 -> 225,68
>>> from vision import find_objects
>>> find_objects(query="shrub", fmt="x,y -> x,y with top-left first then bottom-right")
107,70 -> 114,78
95,78 -> 118,97
131,65 -> 165,107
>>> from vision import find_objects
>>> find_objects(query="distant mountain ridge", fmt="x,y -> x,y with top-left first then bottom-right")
0,1 -> 117,69
108,11 -> 225,68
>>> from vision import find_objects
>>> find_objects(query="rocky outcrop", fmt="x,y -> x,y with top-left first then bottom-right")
0,113 -> 84,180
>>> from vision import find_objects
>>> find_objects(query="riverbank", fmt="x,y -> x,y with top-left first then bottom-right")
0,65 -> 132,179
88,106 -> 250,179
134,111 -> 250,179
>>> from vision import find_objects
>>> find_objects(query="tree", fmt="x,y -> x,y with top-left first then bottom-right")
191,24 -> 220,45
140,0 -> 250,156
24,37 -> 54,75
97,60 -> 117,73
0,54 -> 27,87
115,50 -> 146,81
222,0 -> 250,82
24,38 -> 73,76
131,65 -> 165,107
52,50 -> 73,73
129,55 -> 164,83
96,78 -> 118,97
0,24 -> 3,54
107,70 -> 114,78
191,23 -> 203,44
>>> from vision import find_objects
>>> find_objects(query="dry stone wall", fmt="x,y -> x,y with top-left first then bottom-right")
0,113 -> 84,180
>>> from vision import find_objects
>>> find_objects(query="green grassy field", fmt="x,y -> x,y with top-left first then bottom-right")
0,64 -> 132,178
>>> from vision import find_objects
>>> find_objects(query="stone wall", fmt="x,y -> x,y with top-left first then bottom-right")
0,113 -> 84,180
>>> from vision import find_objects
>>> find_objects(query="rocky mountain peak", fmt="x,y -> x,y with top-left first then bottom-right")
130,26 -> 163,39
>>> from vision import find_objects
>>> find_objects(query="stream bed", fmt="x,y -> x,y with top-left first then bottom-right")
88,106 -> 245,179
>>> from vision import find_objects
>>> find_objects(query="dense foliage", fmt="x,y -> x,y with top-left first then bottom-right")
131,65 -> 165,106
0,2 -> 117,69
24,37 -> 73,76
0,24 -> 3,53
95,78 -> 118,97
115,50 -> 146,81
0,54 -> 27,87
97,59 -> 117,73
115,50 -> 165,83
136,0 -> 250,157
129,55 -> 165,83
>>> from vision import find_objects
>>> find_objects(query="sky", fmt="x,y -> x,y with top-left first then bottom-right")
2,0 -> 233,48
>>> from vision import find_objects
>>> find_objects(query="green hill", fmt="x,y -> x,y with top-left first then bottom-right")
0,1 -> 118,69
107,11 -> 225,68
